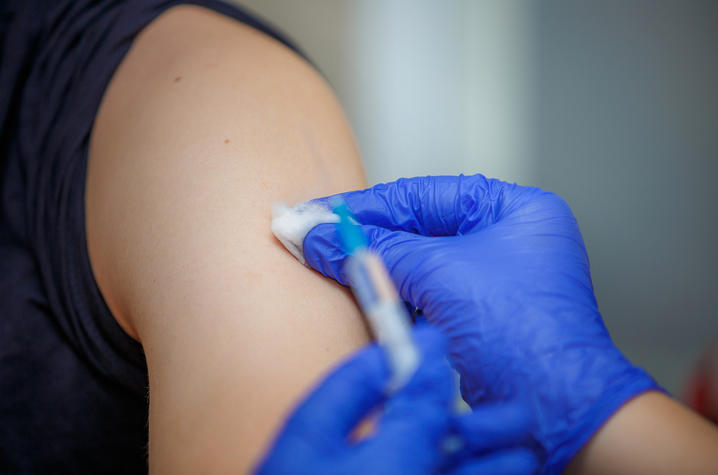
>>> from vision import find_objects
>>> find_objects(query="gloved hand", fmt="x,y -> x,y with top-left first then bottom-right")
302,174 -> 661,474
256,326 -> 537,475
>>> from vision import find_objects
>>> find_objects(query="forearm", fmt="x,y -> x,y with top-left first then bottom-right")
566,391 -> 718,475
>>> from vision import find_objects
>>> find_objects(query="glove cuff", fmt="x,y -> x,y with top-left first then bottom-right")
542,365 -> 664,475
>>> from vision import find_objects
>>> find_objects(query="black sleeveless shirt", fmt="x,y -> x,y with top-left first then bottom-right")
0,1 -> 303,472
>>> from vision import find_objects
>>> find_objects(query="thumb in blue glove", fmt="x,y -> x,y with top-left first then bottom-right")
256,325 -> 538,475
301,174 -> 662,474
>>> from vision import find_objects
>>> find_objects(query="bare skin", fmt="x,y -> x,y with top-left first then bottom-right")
86,5 -> 369,472
567,391 -> 718,475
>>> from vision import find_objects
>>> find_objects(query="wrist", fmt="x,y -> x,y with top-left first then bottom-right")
565,391 -> 718,475
456,320 -> 663,475
544,362 -> 661,474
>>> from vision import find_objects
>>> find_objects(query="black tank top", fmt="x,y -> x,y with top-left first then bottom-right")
0,1 -> 304,472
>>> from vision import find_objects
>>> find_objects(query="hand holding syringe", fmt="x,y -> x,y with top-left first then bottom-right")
268,193 -> 536,473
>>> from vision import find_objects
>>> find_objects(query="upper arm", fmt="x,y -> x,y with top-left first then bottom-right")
86,6 -> 369,472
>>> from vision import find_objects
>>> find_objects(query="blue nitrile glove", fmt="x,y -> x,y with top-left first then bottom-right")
302,175 -> 662,474
256,326 -> 538,475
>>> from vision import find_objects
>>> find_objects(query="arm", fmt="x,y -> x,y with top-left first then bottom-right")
566,391 -> 718,475
86,5 -> 370,471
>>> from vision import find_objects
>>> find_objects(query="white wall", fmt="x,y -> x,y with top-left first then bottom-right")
235,0 -> 718,394
531,0 -> 718,394
238,0 -> 535,185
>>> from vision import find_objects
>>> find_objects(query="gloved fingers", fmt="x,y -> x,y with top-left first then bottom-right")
302,222 -> 358,285
310,174 -> 531,236
303,222 -> 436,308
448,449 -> 538,475
452,399 -> 533,453
359,327 -> 454,457
395,324 -> 452,400
280,325 -> 448,445
384,325 -> 452,406
282,342 -> 390,442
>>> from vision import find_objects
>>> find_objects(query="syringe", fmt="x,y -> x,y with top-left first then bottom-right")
331,199 -> 420,391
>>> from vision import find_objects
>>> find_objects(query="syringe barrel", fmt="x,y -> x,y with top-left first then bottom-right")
344,249 -> 420,391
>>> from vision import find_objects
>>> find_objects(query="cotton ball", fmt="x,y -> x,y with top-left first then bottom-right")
271,201 -> 339,265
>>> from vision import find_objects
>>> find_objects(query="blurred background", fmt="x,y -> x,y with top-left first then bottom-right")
236,0 -> 717,395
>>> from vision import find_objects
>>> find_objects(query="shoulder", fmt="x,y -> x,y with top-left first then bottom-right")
86,6 -> 369,470
87,3 -> 364,339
